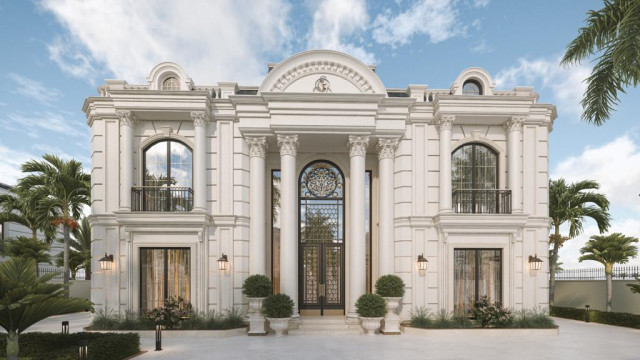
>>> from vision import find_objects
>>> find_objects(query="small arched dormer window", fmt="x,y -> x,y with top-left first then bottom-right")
462,80 -> 482,95
162,76 -> 180,91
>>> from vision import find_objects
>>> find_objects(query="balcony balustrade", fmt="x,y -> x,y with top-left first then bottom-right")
452,189 -> 511,214
131,186 -> 193,212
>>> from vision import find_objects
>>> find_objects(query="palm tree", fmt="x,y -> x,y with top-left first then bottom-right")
0,257 -> 92,360
561,0 -> 640,125
0,184 -> 56,242
628,276 -> 640,294
2,236 -> 52,276
20,155 -> 90,297
579,233 -> 639,311
549,178 -> 610,305
55,217 -> 92,280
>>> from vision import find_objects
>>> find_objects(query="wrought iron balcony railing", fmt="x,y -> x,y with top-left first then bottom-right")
452,189 -> 512,214
131,186 -> 193,212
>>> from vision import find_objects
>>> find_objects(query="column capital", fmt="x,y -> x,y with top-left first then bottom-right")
277,135 -> 298,156
347,135 -> 370,157
246,136 -> 269,158
190,111 -> 210,128
376,137 -> 400,160
116,110 -> 138,127
436,114 -> 455,131
504,116 -> 525,132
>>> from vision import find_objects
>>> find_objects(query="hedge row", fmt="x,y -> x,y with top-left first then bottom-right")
0,332 -> 140,360
550,306 -> 640,329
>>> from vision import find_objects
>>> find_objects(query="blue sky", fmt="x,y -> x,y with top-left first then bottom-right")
0,0 -> 638,267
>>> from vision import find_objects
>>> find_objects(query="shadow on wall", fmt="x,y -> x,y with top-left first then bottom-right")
555,280 -> 640,314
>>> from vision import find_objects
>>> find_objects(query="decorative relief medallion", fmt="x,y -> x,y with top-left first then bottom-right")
504,116 -> 525,132
313,76 -> 332,93
376,137 -> 400,160
277,135 -> 299,156
347,135 -> 370,157
116,110 -> 138,127
436,114 -> 455,131
270,61 -> 374,94
245,137 -> 268,158
190,111 -> 210,128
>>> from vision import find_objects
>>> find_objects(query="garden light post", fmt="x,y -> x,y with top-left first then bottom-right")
585,305 -> 591,323
155,321 -> 162,351
78,340 -> 88,360
62,321 -> 69,334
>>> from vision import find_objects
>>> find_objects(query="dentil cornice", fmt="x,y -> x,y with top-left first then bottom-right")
245,137 -> 269,158
376,137 -> 400,160
347,135 -> 370,157
504,115 -> 526,132
277,135 -> 298,156
116,110 -> 138,127
436,114 -> 455,131
190,111 -> 210,128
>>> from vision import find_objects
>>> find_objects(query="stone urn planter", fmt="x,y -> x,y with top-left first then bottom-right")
355,293 -> 387,336
247,297 -> 267,335
359,316 -> 384,336
242,275 -> 273,336
266,317 -> 291,337
375,275 -> 406,335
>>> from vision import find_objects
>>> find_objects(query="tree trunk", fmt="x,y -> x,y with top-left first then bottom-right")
606,264 -> 613,312
63,222 -> 70,299
86,260 -> 92,280
549,225 -> 561,306
6,331 -> 19,360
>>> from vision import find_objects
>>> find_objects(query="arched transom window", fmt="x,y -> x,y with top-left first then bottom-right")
462,80 -> 482,95
452,143 -> 497,190
144,140 -> 193,188
162,76 -> 180,90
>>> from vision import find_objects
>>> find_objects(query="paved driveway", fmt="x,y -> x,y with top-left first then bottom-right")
11,313 -> 640,360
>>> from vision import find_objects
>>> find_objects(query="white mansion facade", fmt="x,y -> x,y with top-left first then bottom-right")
85,50 -> 556,319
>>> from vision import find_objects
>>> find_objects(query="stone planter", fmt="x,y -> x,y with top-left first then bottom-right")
266,317 -> 291,337
382,296 -> 402,334
247,297 -> 267,336
359,317 -> 383,336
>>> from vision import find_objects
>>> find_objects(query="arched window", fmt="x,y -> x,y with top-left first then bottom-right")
452,143 -> 504,213
162,77 -> 180,90
462,80 -> 482,95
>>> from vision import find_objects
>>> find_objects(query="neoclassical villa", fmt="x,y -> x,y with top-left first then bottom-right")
85,50 -> 555,320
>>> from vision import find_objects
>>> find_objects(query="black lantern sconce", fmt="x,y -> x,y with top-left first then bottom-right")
78,340 -> 88,360
155,321 -> 162,351
417,254 -> 428,271
217,253 -> 229,271
528,254 -> 543,272
99,253 -> 114,271
62,320 -> 69,334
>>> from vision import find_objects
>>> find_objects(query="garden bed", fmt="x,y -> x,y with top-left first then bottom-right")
550,306 -> 640,329
401,325 -> 559,336
84,326 -> 247,338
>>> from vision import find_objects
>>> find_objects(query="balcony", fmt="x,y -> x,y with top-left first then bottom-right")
131,186 -> 193,212
452,189 -> 511,214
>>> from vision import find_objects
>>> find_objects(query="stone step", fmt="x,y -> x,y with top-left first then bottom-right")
289,329 -> 361,336
298,324 -> 351,331
299,317 -> 347,325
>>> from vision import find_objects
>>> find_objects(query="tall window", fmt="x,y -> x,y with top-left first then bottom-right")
462,80 -> 482,95
452,143 -> 497,190
162,77 -> 180,90
140,248 -> 190,311
144,140 -> 193,188
454,249 -> 502,314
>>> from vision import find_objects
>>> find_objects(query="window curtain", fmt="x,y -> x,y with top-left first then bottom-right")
140,248 -> 190,311
454,250 -> 476,313
454,249 -> 502,314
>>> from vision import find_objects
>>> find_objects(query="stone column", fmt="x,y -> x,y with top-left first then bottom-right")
191,111 -> 209,212
506,116 -> 524,213
277,135 -> 299,315
116,110 -> 137,211
437,115 -> 454,213
246,137 -> 268,275
376,137 -> 400,277
347,135 -> 369,318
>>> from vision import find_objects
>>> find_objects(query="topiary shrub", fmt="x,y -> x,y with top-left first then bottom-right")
374,274 -> 405,298
262,294 -> 294,318
242,274 -> 273,298
355,293 -> 387,318
473,296 -> 512,328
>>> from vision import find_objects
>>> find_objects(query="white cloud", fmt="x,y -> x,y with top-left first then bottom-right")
372,0 -> 463,48
7,73 -> 62,105
0,145 -> 37,186
495,56 -> 591,117
40,0 -> 294,85
473,0 -> 490,8
306,0 -> 376,64
31,144 -> 90,169
470,39 -> 492,54
1,111 -> 89,139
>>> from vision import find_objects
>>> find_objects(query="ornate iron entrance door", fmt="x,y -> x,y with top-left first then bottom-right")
299,161 -> 345,313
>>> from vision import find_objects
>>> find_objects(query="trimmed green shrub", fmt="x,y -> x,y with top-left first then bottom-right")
409,306 -> 432,328
242,274 -> 273,298
89,307 -> 245,331
473,296 -> 512,328
550,306 -> 640,329
262,294 -> 294,318
374,274 -> 405,297
0,332 -> 139,360
355,293 -> 387,318
509,308 -> 556,328
145,296 -> 193,329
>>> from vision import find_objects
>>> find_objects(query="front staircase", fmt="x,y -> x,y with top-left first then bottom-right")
288,316 -> 360,335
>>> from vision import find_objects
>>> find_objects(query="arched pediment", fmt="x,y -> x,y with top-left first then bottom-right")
259,50 -> 386,95
146,62 -> 194,91
451,67 -> 495,96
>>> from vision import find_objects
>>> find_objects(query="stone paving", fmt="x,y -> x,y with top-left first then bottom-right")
12,312 -> 640,360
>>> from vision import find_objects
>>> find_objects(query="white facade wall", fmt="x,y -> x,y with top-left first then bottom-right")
85,50 -> 556,317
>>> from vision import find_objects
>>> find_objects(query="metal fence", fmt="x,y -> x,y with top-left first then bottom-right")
37,265 -> 86,280
452,189 -> 512,214
555,266 -> 640,280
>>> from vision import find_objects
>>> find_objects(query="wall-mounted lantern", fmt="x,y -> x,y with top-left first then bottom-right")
417,254 -> 428,271
528,254 -> 543,271
217,254 -> 229,271
99,253 -> 114,271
